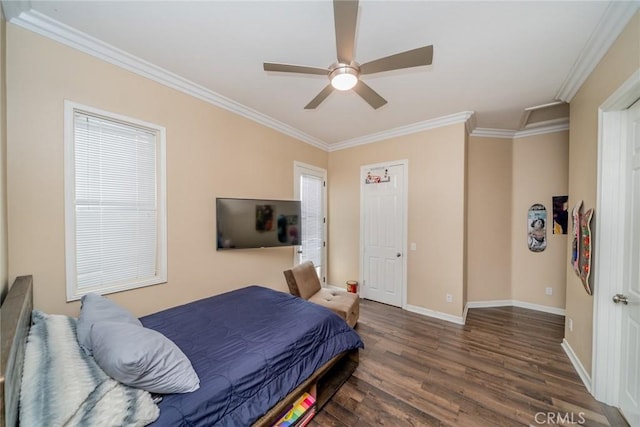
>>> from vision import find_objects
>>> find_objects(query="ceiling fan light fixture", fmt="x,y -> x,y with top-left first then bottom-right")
263,0 -> 433,109
330,65 -> 359,91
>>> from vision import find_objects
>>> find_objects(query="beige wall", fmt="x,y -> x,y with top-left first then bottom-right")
564,11 -> 639,375
467,132 -> 569,307
0,13 -> 7,303
6,25 -> 328,317
511,132 -> 569,308
328,123 -> 467,318
467,136 -> 513,302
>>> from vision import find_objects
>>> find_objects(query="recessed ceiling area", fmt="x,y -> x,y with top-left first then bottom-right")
519,102 -> 570,131
5,1 -> 639,148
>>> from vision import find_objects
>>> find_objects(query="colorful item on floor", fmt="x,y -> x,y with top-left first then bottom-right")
274,392 -> 316,427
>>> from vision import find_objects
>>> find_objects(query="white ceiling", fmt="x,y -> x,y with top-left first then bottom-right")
5,1 -> 639,149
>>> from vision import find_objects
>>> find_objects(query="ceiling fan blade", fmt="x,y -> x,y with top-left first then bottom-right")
353,80 -> 387,109
305,85 -> 335,109
263,63 -> 328,76
360,45 -> 434,75
334,0 -> 359,64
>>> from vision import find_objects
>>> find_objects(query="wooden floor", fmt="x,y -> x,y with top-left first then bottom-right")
311,300 -> 629,427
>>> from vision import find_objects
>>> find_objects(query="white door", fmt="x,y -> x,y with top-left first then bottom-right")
361,161 -> 407,307
619,100 -> 640,426
294,162 -> 327,283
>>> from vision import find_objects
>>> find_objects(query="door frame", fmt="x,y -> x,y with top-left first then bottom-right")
293,161 -> 328,281
592,69 -> 640,406
359,159 -> 409,307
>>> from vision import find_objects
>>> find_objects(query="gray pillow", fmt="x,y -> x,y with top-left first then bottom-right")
76,293 -> 142,355
90,321 -> 200,394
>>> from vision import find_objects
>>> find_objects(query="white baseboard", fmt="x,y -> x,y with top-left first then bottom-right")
465,300 -> 513,309
391,299 -> 564,327
512,300 -> 566,316
561,338 -> 592,392
466,299 -> 566,316
404,304 -> 465,325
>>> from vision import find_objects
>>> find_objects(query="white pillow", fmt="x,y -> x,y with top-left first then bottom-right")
76,293 -> 142,355
90,321 -> 200,394
21,311 -> 159,426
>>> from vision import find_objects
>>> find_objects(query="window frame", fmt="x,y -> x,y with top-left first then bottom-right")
64,100 -> 167,301
293,161 -> 327,283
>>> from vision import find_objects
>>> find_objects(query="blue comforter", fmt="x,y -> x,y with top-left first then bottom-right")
141,286 -> 363,426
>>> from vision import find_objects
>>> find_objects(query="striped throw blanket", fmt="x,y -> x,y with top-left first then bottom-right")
20,310 -> 159,427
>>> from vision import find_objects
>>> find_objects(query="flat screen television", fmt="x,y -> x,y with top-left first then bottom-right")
216,198 -> 302,250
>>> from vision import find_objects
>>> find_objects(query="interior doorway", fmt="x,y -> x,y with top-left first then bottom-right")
593,70 -> 640,425
360,160 -> 408,307
618,95 -> 640,427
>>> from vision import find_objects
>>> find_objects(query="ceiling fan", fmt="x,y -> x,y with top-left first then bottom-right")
263,0 -> 433,110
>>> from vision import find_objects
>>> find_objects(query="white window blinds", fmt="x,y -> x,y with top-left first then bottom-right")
300,174 -> 324,271
65,103 -> 166,300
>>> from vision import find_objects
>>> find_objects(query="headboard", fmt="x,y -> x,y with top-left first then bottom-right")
0,276 -> 33,427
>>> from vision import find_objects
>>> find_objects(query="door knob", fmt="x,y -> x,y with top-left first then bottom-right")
396,253 -> 401,258
612,294 -> 629,305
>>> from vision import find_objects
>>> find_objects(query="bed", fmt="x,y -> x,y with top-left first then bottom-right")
0,276 -> 363,426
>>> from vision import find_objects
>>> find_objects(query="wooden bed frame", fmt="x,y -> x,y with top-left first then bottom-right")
254,347 -> 358,426
0,276 -> 33,427
0,275 -> 357,427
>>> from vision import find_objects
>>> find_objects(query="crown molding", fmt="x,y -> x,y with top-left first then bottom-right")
470,122 -> 569,140
555,1 -> 639,102
469,128 -> 516,139
513,122 -> 569,139
8,9 -> 330,151
1,0 -> 30,21
329,111 -> 474,152
465,111 -> 477,136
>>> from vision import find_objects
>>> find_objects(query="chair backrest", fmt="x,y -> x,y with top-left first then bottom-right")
283,261 -> 322,300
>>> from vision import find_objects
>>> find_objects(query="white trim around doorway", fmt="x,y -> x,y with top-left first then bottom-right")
592,68 -> 640,406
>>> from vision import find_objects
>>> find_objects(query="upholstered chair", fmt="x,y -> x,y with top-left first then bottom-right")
283,261 -> 359,327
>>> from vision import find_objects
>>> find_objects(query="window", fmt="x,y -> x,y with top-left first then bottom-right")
300,173 -> 324,272
64,101 -> 167,301
294,162 -> 327,282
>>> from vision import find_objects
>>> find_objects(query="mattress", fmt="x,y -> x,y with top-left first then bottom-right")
141,285 -> 364,426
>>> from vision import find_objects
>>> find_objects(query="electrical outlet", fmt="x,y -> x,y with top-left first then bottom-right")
410,242 -> 417,251
446,294 -> 453,303
567,318 -> 573,332
545,287 -> 553,296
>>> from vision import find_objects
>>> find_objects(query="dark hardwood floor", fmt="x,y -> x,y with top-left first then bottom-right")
311,299 -> 629,427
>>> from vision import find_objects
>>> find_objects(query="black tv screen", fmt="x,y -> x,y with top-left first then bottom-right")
216,198 -> 301,250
